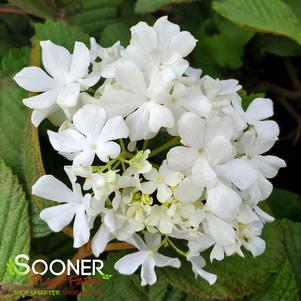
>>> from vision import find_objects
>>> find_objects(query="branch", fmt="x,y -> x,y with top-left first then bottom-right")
0,7 -> 27,15
277,97 -> 301,144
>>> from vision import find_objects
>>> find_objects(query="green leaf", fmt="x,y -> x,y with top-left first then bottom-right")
157,222 -> 284,300
0,47 -> 31,79
81,219 -> 289,300
0,160 -> 30,285
0,45 -> 51,238
267,188 -> 301,222
280,220 -> 301,298
60,0 -> 124,36
193,17 -> 254,72
135,0 -> 197,13
0,24 -> 18,57
100,22 -> 131,47
252,257 -> 298,301
34,19 -> 89,50
8,0 -> 62,19
213,0 -> 301,45
261,36 -> 301,57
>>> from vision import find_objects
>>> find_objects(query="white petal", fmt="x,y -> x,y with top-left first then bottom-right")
180,94 -> 211,117
159,216 -> 173,234
205,136 -> 233,164
178,112 -> 205,148
205,214 -> 235,246
174,177 -> 203,202
154,16 -> 179,50
68,42 -> 90,82
126,104 -> 152,141
73,149 -> 95,166
99,116 -> 129,142
249,174 -> 273,202
192,156 -> 217,188
167,146 -> 199,171
115,61 -> 147,95
57,83 -> 80,107
73,207 -> 90,248
141,181 -> 157,194
114,251 -> 148,275
96,141 -> 120,162
243,236 -> 266,257
92,224 -> 113,256
40,203 -> 77,232
48,129 -> 86,153
246,98 -> 273,121
14,66 -> 58,92
157,184 -> 172,202
32,175 -> 78,203
73,104 -> 106,141
31,106 -> 59,127
40,40 -> 71,82
154,253 -> 181,268
141,258 -> 157,286
148,102 -> 174,132
189,256 -> 217,285
23,89 -> 59,109
253,155 -> 286,178
218,158 -> 257,190
170,31 -> 197,57
130,22 -> 157,51
78,73 -> 101,89
100,89 -> 145,118
206,184 -> 241,220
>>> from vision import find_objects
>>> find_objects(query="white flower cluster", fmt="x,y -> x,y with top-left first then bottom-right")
14,16 -> 286,286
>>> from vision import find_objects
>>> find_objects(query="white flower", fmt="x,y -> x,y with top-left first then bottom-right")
100,61 -> 175,141
200,75 -> 241,109
33,167 -> 92,248
126,150 -> 152,176
168,113 -> 256,202
114,234 -> 181,286
122,16 -> 197,78
141,161 -> 183,202
226,97 -> 279,137
14,40 -> 100,126
48,104 -> 129,166
90,38 -> 123,78
238,129 -> 286,201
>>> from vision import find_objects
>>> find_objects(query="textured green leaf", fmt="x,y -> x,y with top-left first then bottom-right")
34,19 -> 89,51
100,22 -> 131,47
0,47 -> 30,79
0,44 -> 51,238
213,0 -> 301,45
8,0 -> 61,19
60,0 -> 123,36
193,17 -> 254,72
252,257 -> 298,301
157,222 -> 284,300
280,220 -> 301,298
0,160 -> 30,285
135,0 -> 197,13
267,188 -> 301,222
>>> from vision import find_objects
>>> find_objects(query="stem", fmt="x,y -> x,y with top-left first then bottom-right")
149,137 -> 180,158
142,139 -> 149,151
47,241 -> 135,290
167,238 -> 187,257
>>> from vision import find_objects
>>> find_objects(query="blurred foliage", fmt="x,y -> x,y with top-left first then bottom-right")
0,0 -> 301,300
